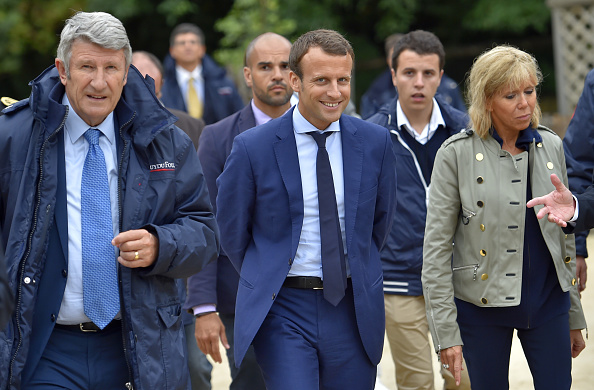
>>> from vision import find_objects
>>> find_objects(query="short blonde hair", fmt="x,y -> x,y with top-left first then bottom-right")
467,45 -> 542,138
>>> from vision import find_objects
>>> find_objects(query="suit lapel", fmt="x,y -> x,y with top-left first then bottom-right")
340,116 -> 363,251
237,105 -> 257,133
273,109 -> 304,256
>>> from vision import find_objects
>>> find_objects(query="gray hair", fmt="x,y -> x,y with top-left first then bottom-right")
57,11 -> 132,77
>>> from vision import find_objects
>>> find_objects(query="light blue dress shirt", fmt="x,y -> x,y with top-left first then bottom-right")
57,94 -> 120,324
289,107 -> 350,278
176,64 -> 204,109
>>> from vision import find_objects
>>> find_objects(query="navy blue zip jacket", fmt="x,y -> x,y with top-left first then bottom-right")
0,65 -> 219,390
563,68 -> 594,258
368,96 -> 468,296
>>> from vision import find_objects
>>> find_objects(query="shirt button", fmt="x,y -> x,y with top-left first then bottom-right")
476,176 -> 484,184
24,277 -> 31,284
50,314 -> 56,322
477,200 -> 484,208
481,274 -> 488,281
481,297 -> 488,304
62,269 -> 68,277
272,293 -> 276,300
564,256 -> 571,264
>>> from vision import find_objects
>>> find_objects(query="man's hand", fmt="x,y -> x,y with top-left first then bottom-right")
112,229 -> 159,268
571,329 -> 586,358
195,313 -> 229,363
576,255 -> 588,295
526,174 -> 575,227
440,345 -> 464,386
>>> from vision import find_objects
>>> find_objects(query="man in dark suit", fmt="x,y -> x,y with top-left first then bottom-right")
528,173 -> 594,232
184,32 -> 293,390
160,23 -> 244,125
216,29 -> 397,389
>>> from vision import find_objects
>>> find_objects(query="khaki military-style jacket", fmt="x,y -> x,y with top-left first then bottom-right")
422,126 -> 587,353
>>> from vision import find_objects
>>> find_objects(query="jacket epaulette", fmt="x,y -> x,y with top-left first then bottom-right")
1,97 -> 29,116
537,124 -> 560,138
441,128 -> 474,148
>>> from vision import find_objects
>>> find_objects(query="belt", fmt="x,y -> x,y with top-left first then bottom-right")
283,276 -> 324,290
54,320 -> 121,333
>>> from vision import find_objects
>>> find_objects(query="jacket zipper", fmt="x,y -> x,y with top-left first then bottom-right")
424,286 -> 443,361
118,114 -> 135,390
9,112 -> 67,387
390,129 -> 430,207
452,264 -> 479,280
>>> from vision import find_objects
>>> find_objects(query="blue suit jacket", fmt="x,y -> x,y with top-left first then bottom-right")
185,105 -> 256,314
216,107 -> 397,366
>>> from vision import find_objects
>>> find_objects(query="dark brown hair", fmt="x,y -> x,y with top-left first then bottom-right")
289,29 -> 354,80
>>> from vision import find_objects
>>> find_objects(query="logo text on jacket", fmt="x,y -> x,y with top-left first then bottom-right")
150,161 -> 176,172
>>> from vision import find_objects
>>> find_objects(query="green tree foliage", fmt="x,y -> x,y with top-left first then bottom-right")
464,0 -> 551,33
0,0 -> 552,104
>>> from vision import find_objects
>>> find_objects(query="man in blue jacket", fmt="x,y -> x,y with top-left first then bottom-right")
367,30 -> 470,390
360,33 -> 466,120
0,12 -> 219,390
184,32 -> 293,390
562,69 -> 594,295
161,23 -> 244,125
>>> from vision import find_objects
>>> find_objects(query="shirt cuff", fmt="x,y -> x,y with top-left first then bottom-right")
192,304 -> 216,316
569,195 -> 579,222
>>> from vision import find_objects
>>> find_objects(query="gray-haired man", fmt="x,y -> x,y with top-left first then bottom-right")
0,11 -> 218,389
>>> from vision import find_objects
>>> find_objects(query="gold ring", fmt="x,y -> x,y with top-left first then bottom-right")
134,251 -> 139,260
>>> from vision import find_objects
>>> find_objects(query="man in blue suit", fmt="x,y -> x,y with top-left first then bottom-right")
184,32 -> 293,390
216,29 -> 397,389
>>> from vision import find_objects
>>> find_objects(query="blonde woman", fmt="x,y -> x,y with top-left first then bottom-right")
422,45 -> 586,390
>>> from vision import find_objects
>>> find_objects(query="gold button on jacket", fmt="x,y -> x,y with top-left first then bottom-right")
422,126 -> 586,353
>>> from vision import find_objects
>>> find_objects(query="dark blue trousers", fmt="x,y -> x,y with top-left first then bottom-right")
252,282 -> 376,390
459,313 -> 572,390
23,324 -> 129,389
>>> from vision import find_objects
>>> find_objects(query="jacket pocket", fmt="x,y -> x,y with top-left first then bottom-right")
452,263 -> 479,281
156,304 -> 185,388
460,206 -> 476,226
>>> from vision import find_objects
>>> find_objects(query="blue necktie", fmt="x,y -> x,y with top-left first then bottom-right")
81,128 -> 119,329
308,131 -> 347,306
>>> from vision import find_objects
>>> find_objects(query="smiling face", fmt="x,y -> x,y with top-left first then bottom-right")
392,49 -> 443,120
488,81 -> 537,135
56,39 -> 128,127
290,47 -> 352,130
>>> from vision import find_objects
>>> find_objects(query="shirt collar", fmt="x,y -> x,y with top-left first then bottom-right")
175,64 -> 202,84
62,94 -> 115,146
490,125 -> 542,150
396,98 -> 445,143
251,100 -> 273,126
292,106 -> 340,134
